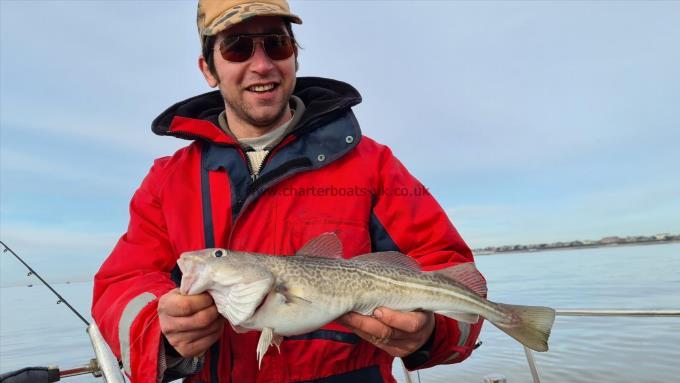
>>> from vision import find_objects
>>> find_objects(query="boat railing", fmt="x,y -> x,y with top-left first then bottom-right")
403,308 -> 680,383
516,308 -> 680,383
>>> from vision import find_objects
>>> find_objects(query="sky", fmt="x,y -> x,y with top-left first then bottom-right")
1,0 -> 679,286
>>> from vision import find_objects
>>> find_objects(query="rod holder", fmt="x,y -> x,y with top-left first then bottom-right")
87,323 -> 126,383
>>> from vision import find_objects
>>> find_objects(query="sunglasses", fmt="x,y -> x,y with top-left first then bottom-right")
217,33 -> 295,63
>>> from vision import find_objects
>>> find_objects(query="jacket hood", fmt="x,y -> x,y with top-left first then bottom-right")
151,77 -> 362,145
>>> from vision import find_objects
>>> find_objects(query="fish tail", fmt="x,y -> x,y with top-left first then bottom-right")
491,303 -> 556,352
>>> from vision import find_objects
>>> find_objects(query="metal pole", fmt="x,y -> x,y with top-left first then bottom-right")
87,323 -> 126,383
520,307 -> 680,383
400,359 -> 414,383
59,360 -> 100,378
523,346 -> 541,383
556,309 -> 680,317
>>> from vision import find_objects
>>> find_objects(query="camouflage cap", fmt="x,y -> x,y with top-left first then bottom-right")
197,0 -> 302,39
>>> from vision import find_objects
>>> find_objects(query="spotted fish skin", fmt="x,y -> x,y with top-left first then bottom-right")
245,253 -> 501,330
177,233 -> 555,367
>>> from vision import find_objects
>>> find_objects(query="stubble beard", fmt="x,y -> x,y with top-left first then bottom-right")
224,87 -> 294,130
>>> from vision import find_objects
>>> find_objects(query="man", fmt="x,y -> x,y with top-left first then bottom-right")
92,1 -> 483,382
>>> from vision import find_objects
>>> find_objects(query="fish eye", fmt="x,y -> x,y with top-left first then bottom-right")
213,249 -> 224,258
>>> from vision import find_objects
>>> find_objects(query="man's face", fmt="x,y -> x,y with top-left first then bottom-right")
201,16 -> 297,135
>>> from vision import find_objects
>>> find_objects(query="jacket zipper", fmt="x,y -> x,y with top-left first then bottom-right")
241,146 -> 259,182
226,138 -> 309,248
176,110 -> 351,247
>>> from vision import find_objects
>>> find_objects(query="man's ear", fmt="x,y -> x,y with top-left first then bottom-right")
198,56 -> 219,88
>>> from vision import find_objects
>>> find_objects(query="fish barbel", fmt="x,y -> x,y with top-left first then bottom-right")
177,233 -> 555,367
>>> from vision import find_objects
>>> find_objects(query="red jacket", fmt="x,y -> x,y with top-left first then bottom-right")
92,77 -> 483,383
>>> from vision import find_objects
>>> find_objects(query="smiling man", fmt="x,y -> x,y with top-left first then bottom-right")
200,16 -> 297,137
92,1 -> 483,382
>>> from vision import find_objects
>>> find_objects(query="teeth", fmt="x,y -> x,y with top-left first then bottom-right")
249,84 -> 275,92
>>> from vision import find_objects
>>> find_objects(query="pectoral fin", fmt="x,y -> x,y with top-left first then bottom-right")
275,284 -> 312,305
257,327 -> 283,368
212,275 -> 274,326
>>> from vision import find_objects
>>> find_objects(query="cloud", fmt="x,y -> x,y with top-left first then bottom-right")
444,178 -> 680,249
0,223 -> 118,287
1,1 -> 678,263
0,224 -> 117,257
446,204 -> 519,222
1,117 -> 185,159
1,147 -> 122,189
574,181 -> 680,218
445,204 -> 527,248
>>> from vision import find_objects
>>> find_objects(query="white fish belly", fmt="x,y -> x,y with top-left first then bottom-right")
242,291 -> 349,336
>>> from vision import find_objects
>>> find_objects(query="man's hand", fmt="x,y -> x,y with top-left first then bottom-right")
158,288 -> 225,358
338,307 -> 435,357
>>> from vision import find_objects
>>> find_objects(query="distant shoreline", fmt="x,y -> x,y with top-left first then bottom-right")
474,237 -> 679,256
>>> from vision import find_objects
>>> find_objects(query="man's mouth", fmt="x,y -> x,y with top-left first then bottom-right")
247,83 -> 278,93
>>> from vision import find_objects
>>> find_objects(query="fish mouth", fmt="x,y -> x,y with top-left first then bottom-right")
179,273 -> 196,295
177,256 -> 203,295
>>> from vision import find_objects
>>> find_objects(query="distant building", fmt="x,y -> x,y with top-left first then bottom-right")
472,232 -> 678,255
600,236 -> 621,244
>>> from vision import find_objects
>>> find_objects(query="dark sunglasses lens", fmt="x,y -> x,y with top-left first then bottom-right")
220,37 -> 253,62
263,35 -> 294,60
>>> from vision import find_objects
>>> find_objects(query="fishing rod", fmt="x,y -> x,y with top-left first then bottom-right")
0,240 -> 90,326
0,240 -> 126,383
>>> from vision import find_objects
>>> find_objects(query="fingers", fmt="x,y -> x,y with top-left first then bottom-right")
165,318 -> 225,358
373,307 -> 432,334
339,312 -> 395,340
182,329 -> 222,357
158,289 -> 225,358
339,312 -> 423,357
338,309 -> 436,358
165,314 -> 225,340
159,289 -> 215,317
339,309 -> 433,338
163,304 -> 221,332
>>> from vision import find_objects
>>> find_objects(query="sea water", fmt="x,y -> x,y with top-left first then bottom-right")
1,244 -> 679,382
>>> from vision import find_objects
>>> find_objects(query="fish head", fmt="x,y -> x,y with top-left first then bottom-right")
177,248 -> 234,295
177,249 -> 276,326
177,248 -> 268,295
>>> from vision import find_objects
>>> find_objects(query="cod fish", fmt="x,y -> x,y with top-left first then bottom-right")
178,233 -> 555,367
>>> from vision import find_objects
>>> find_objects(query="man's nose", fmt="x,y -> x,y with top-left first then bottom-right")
249,41 -> 275,73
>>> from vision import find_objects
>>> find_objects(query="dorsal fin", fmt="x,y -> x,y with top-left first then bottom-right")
352,251 -> 421,271
295,232 -> 344,259
432,262 -> 487,297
